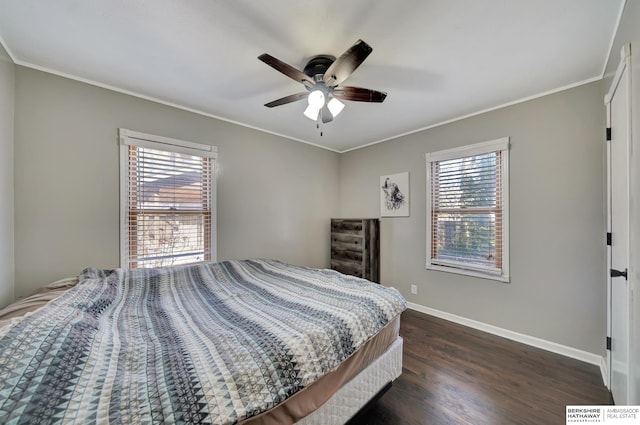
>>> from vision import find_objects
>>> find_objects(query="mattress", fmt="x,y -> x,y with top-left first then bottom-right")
0,260 -> 406,424
297,337 -> 403,425
0,277 -> 79,328
0,288 -> 402,425
0,281 -> 401,425
1,298 -> 401,425
240,316 -> 400,425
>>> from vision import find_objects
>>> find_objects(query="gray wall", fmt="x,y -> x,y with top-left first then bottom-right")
7,52 -> 611,356
13,67 -> 340,297
0,45 -> 14,308
339,81 -> 606,355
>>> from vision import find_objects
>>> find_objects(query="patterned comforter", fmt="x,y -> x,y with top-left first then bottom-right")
0,259 -> 406,424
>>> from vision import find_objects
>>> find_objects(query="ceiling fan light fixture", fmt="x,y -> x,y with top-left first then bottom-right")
304,90 -> 325,120
307,90 -> 325,108
304,104 -> 321,120
327,97 -> 345,117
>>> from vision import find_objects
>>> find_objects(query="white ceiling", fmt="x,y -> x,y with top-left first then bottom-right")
0,0 -> 625,152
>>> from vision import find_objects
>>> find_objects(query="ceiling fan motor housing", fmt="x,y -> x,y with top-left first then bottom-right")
303,55 -> 336,83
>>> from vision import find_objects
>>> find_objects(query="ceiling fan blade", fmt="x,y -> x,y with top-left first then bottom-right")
323,39 -> 373,87
258,53 -> 315,88
321,105 -> 333,123
333,86 -> 387,103
264,92 -> 309,108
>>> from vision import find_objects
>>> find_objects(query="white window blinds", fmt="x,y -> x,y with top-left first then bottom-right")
119,129 -> 216,268
426,138 -> 509,281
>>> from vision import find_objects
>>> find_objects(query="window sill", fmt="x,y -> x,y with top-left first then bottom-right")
426,263 -> 510,283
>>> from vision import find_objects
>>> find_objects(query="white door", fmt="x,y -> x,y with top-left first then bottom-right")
606,46 -> 631,405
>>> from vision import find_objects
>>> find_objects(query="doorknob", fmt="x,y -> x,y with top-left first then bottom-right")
610,268 -> 628,280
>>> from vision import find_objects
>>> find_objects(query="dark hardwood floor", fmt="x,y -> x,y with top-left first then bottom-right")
352,309 -> 612,425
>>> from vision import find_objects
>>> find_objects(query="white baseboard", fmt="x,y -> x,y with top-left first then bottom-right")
407,302 -> 608,382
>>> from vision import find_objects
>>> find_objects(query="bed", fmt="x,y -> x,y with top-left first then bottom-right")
0,259 -> 406,424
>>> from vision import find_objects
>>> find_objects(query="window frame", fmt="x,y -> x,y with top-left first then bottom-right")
119,128 -> 217,268
425,137 -> 510,282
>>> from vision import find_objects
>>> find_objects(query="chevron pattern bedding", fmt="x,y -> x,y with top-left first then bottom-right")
0,259 -> 406,424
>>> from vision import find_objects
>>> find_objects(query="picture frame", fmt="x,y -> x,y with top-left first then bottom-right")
380,172 -> 409,217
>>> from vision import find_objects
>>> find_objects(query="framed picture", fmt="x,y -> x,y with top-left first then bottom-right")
380,172 -> 409,217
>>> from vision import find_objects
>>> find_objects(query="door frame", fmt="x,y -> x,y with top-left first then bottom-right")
604,43 -> 633,402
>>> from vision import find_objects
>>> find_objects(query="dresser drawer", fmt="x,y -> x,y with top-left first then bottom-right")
331,219 -> 364,235
330,246 -> 363,262
330,258 -> 364,278
331,232 -> 364,252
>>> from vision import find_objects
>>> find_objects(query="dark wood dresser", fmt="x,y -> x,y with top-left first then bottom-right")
330,218 -> 380,282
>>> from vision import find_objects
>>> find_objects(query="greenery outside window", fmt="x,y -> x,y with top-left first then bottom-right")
119,129 -> 217,268
426,138 -> 509,282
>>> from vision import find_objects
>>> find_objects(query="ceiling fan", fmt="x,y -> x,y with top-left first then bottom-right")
258,39 -> 387,124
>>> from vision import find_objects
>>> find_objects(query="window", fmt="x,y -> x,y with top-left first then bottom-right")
426,137 -> 509,282
119,129 -> 216,268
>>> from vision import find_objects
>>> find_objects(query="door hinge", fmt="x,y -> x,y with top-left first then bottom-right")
606,127 -> 612,141
606,336 -> 611,350
610,268 -> 628,280
606,232 -> 612,246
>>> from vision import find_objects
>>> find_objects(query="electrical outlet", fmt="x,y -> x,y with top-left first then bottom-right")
410,284 -> 417,295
